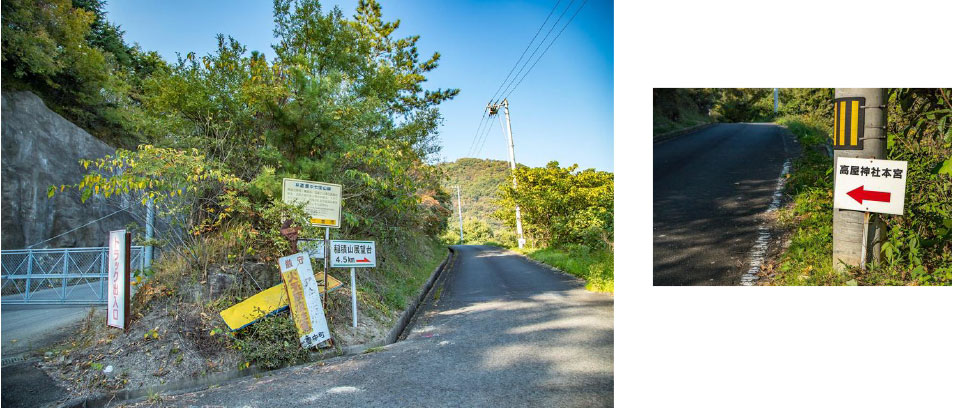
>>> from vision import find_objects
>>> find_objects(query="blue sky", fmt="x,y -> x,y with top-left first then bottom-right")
104,0 -> 613,172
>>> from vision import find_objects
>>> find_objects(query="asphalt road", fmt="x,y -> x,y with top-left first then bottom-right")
134,245 -> 614,407
653,123 -> 797,285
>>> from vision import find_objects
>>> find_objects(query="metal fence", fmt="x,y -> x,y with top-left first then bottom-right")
1,246 -> 145,305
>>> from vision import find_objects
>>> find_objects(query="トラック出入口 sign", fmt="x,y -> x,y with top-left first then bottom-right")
833,157 -> 907,215
107,230 -> 131,330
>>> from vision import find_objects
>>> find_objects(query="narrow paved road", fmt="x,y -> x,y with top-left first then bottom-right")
654,123 -> 797,285
139,245 -> 614,407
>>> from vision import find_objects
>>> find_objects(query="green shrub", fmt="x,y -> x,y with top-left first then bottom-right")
233,311 -> 309,370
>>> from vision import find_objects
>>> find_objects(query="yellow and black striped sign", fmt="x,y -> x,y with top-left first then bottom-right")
833,97 -> 865,150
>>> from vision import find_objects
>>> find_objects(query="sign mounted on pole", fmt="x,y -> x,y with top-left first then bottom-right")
278,253 -> 331,348
833,97 -> 866,150
330,240 -> 376,268
834,157 -> 907,215
107,230 -> 131,330
282,178 -> 342,228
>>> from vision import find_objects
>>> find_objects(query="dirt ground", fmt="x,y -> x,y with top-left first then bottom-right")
36,276 -> 395,401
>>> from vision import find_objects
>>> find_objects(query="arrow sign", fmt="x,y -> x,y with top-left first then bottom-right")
846,185 -> 891,204
356,257 -> 370,263
833,157 -> 907,216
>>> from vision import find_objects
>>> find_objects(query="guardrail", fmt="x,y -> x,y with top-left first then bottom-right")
1,246 -> 145,305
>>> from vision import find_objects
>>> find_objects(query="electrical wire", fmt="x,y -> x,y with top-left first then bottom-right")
27,206 -> 132,248
465,110 -> 491,157
500,0 -> 589,102
493,0 -> 578,105
466,0 -> 564,158
485,0 -> 564,105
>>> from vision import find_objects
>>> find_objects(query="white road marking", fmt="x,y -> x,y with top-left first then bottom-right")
741,159 -> 791,286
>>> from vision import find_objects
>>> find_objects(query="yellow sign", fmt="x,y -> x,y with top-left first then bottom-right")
278,253 -> 331,347
282,269 -> 312,334
219,272 -> 342,331
833,97 -> 865,150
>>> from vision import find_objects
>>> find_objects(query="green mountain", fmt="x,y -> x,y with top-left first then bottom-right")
439,157 -> 514,234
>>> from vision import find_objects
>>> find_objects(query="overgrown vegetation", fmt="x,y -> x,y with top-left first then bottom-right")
494,161 -> 614,292
653,88 -> 716,135
7,0 -> 460,378
438,158 -> 516,245
516,245 -> 613,293
767,89 -> 951,286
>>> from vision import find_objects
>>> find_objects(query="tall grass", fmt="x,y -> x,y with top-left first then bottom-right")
517,245 -> 614,293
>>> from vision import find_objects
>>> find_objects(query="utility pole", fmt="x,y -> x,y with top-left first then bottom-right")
833,88 -> 887,272
488,99 -> 526,249
456,185 -> 464,245
144,197 -> 154,270
773,88 -> 779,113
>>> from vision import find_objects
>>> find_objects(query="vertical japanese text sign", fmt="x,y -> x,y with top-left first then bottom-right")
107,230 -> 131,330
278,253 -> 331,348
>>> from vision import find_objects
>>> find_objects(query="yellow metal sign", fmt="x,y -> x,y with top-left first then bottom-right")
833,97 -> 865,150
219,272 -> 342,331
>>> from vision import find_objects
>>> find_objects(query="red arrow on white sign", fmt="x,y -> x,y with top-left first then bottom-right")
846,185 -> 891,204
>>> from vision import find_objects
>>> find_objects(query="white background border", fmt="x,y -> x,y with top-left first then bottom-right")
618,0 -> 954,406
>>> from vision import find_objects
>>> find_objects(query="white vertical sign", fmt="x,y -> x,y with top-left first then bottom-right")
278,253 -> 331,348
107,230 -> 128,329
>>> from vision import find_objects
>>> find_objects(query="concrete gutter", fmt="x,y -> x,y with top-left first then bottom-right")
62,248 -> 455,408
653,122 -> 716,144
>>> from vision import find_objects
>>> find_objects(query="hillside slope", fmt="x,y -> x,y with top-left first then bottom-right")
439,158 -> 514,231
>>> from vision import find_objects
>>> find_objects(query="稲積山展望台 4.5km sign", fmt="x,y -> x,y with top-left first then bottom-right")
833,157 -> 907,215
330,240 -> 376,268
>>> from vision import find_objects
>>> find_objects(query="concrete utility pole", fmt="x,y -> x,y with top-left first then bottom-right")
833,88 -> 887,272
488,99 -> 526,248
456,185 -> 464,245
144,197 -> 154,270
774,88 -> 779,113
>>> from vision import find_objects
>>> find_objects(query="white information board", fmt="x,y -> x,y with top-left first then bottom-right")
107,230 -> 129,329
330,240 -> 376,268
282,178 -> 342,228
834,157 -> 908,215
278,253 -> 331,348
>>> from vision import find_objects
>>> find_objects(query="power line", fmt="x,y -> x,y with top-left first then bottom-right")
465,110 -> 490,157
500,0 -> 588,102
472,112 -> 499,158
485,0 -> 564,105
466,0 -> 563,158
493,0 -> 578,105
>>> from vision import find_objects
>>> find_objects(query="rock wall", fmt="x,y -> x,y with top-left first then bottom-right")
1,91 -> 137,249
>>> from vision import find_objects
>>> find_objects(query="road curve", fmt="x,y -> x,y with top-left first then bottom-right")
653,123 -> 797,285
133,245 -> 614,407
